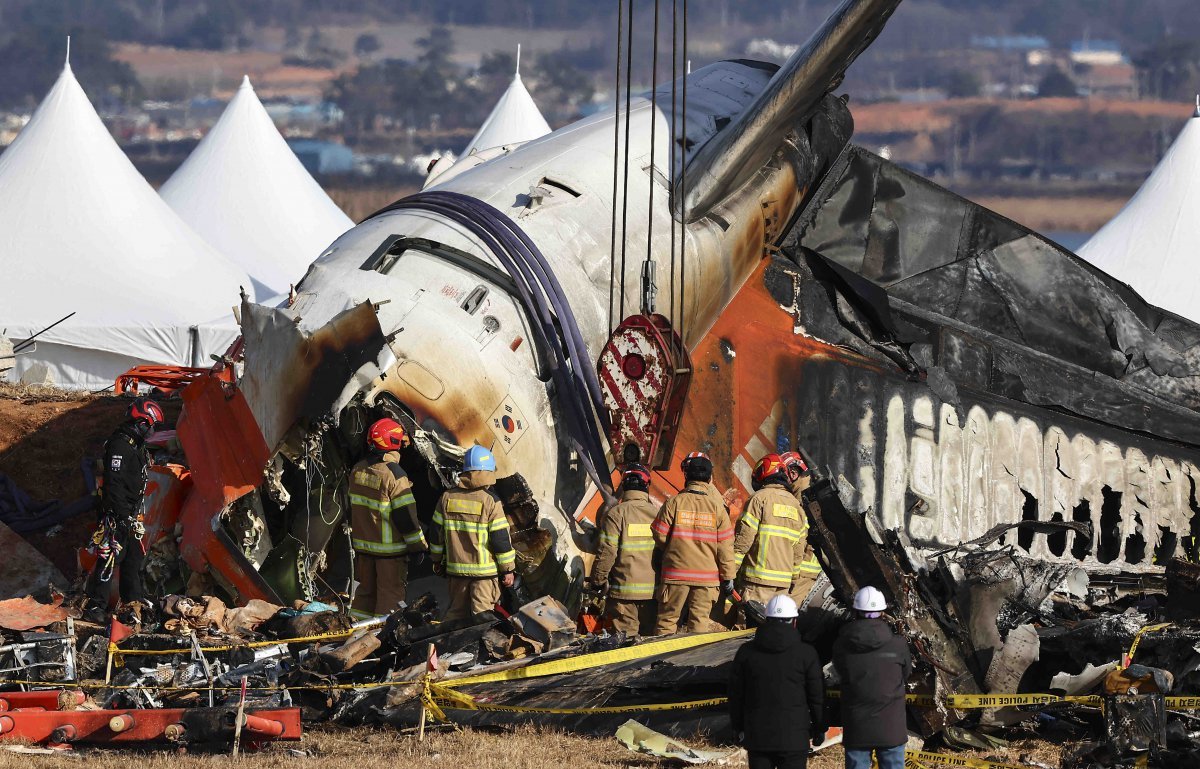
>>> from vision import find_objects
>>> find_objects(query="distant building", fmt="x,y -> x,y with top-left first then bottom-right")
1070,40 -> 1125,67
1078,63 -> 1138,99
970,35 -> 1050,52
287,139 -> 354,175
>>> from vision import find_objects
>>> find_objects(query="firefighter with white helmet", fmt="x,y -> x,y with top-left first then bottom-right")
834,586 -> 912,769
729,593 -> 826,769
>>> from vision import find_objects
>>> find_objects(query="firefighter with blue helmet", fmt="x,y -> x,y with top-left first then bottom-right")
430,445 -> 517,620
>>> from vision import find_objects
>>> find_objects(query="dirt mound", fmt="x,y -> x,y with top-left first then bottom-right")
0,385 -> 183,578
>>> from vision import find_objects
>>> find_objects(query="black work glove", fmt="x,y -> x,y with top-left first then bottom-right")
721,579 -> 736,598
432,561 -> 445,577
408,551 -> 426,568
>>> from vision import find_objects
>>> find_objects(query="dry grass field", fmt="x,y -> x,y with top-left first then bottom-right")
0,722 -> 1070,769
327,185 -> 419,223
973,194 -> 1127,233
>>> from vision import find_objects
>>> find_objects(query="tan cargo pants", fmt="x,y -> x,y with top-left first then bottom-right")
445,576 -> 501,621
790,576 -> 817,607
352,554 -> 408,619
654,583 -> 720,634
605,598 -> 656,636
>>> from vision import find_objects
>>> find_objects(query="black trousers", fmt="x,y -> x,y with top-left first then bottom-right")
86,520 -> 146,607
747,750 -> 809,769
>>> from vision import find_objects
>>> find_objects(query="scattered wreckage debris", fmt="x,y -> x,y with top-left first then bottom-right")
615,719 -> 737,764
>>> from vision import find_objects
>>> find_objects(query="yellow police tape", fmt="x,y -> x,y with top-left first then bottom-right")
107,625 -> 371,662
419,628 -> 755,722
439,628 -> 755,689
1122,622 -> 1173,669
905,750 -> 1025,769
944,693 -> 1103,709
426,684 -> 727,719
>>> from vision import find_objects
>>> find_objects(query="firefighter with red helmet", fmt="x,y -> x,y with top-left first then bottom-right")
589,464 -> 659,636
651,452 -> 736,634
83,397 -> 163,624
347,418 -> 427,619
733,453 -> 810,615
780,450 -> 823,600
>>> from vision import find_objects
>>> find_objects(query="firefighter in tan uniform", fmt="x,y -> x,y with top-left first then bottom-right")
781,451 -> 822,603
348,419 -> 428,619
430,445 -> 516,621
733,454 -> 809,615
589,464 -> 658,636
652,452 -> 737,634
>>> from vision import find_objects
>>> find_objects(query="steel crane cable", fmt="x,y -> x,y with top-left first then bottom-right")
607,0 -> 625,334
618,0 -> 635,321
641,0 -> 661,316
669,0 -> 678,324
680,0 -> 689,343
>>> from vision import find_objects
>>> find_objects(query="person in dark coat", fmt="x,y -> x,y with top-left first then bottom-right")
728,594 -> 825,769
83,398 -> 163,625
832,586 -> 912,769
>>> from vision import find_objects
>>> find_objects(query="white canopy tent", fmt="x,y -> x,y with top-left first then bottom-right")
460,47 -> 552,157
0,62 -> 249,390
1079,102 -> 1200,321
160,76 -> 353,298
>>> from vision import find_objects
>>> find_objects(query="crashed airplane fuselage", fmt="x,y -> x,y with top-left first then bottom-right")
195,0 -> 1200,610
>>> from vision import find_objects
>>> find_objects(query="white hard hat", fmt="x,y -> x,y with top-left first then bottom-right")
765,594 -> 799,619
852,586 -> 887,612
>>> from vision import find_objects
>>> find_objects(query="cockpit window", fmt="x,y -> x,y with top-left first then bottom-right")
361,235 -> 518,296
362,235 -> 545,378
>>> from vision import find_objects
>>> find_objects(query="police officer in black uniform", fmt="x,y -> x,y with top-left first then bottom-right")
83,398 -> 163,625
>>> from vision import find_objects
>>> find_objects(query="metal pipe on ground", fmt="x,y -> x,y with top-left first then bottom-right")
108,713 -> 135,733
241,714 -> 284,738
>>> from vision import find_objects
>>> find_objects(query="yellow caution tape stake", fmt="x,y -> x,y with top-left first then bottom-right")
906,750 -> 1025,769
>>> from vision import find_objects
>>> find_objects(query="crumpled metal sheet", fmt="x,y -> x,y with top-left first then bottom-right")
239,290 -> 388,455
0,521 -> 66,599
791,145 -> 1200,446
0,595 -> 67,631
615,719 -> 736,764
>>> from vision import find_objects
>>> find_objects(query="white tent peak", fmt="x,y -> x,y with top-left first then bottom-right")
461,48 -> 552,157
160,75 -> 353,297
1194,94 -> 1199,118
1079,102 -> 1200,320
0,63 -> 249,388
64,36 -> 70,66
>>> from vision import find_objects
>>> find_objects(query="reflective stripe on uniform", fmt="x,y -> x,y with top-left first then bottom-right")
610,582 -> 656,599
447,498 -> 483,515
745,563 -> 795,584
794,558 -> 822,576
350,492 -> 407,554
662,567 -> 719,583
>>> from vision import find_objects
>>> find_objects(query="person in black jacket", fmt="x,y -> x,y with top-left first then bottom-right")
728,594 -> 825,769
83,398 -> 163,625
833,586 -> 912,769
